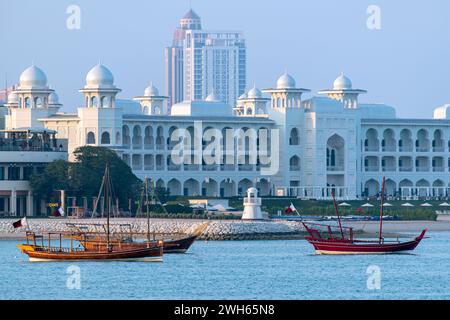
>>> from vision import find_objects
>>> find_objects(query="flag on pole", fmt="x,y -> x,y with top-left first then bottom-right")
285,203 -> 297,214
13,217 -> 28,229
58,207 -> 65,217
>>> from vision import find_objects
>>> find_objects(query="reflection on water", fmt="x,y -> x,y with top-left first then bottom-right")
1,232 -> 450,300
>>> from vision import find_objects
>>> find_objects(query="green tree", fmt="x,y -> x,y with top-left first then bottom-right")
29,160 -> 71,201
71,146 -> 141,208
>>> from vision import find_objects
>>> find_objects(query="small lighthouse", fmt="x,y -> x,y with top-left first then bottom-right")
242,187 -> 263,220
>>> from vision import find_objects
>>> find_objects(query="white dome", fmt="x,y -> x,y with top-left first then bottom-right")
86,64 -> 114,87
205,91 -> 219,102
276,72 -> 296,89
238,92 -> 247,100
144,84 -> 159,96
48,92 -> 59,105
19,65 -> 47,88
247,86 -> 262,99
7,92 -> 19,104
333,74 -> 352,90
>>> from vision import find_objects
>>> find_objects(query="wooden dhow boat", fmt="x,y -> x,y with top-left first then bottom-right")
17,231 -> 163,262
303,177 -> 427,255
17,165 -> 164,262
67,178 -> 207,254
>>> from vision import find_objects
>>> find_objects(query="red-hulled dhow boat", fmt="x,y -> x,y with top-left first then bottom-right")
302,177 -> 427,255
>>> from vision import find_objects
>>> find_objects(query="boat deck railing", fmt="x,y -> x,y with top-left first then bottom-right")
33,246 -> 85,253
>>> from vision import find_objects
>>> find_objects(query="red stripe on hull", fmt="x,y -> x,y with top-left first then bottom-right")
305,229 -> 427,254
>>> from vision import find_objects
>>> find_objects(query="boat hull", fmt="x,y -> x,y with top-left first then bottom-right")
21,246 -> 163,262
77,235 -> 197,254
307,230 -> 426,255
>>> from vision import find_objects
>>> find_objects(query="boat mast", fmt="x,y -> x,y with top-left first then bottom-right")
331,191 -> 345,240
105,165 -> 111,252
379,176 -> 385,244
145,177 -> 150,242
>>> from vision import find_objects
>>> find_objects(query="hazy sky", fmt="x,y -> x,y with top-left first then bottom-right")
1,0 -> 449,118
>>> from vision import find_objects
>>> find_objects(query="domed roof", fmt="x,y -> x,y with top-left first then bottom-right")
205,91 -> 219,102
276,72 -> 296,89
247,187 -> 258,194
333,73 -> 352,90
238,92 -> 247,100
85,64 -> 114,87
247,86 -> 262,99
19,65 -> 47,88
7,92 -> 19,104
48,92 -> 60,105
144,83 -> 159,97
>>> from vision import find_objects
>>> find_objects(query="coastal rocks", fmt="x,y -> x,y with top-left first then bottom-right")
0,218 -> 308,240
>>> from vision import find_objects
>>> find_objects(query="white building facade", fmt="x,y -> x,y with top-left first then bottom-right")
1,65 -> 68,216
5,64 -> 450,206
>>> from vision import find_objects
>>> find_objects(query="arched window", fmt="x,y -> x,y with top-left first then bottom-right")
289,128 -> 300,145
101,96 -> 109,108
91,96 -> 98,108
86,132 -> 96,144
101,132 -> 111,145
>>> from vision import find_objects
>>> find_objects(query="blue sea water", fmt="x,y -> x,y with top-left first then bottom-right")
1,232 -> 450,300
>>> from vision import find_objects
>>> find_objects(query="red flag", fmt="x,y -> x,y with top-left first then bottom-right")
53,209 -> 61,217
285,203 -> 296,214
13,217 -> 28,229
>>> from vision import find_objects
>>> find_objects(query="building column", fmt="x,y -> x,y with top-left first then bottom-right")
11,189 -> 17,216
27,191 -> 33,217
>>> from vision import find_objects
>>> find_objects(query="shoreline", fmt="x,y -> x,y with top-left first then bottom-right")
0,218 -> 447,241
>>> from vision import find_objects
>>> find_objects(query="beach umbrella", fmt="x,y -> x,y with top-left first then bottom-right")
421,203 -> 433,207
382,203 -> 393,207
212,204 -> 236,212
362,203 -> 374,208
401,203 -> 414,207
439,202 -> 450,207
338,202 -> 351,207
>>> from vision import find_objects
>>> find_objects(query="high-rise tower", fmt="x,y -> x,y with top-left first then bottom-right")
165,9 -> 246,108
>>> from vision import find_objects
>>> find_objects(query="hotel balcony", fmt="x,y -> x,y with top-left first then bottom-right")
399,166 -> 414,172
328,166 -> 345,172
432,167 -> 445,172
0,129 -> 68,163
202,165 -> 218,171
382,166 -> 396,172
399,146 -> 414,152
184,164 -> 200,171
416,167 -> 430,172
168,165 -> 181,171
238,164 -> 254,171
382,146 -> 397,152
364,166 -> 380,172
220,164 -> 236,171
433,147 -> 445,152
